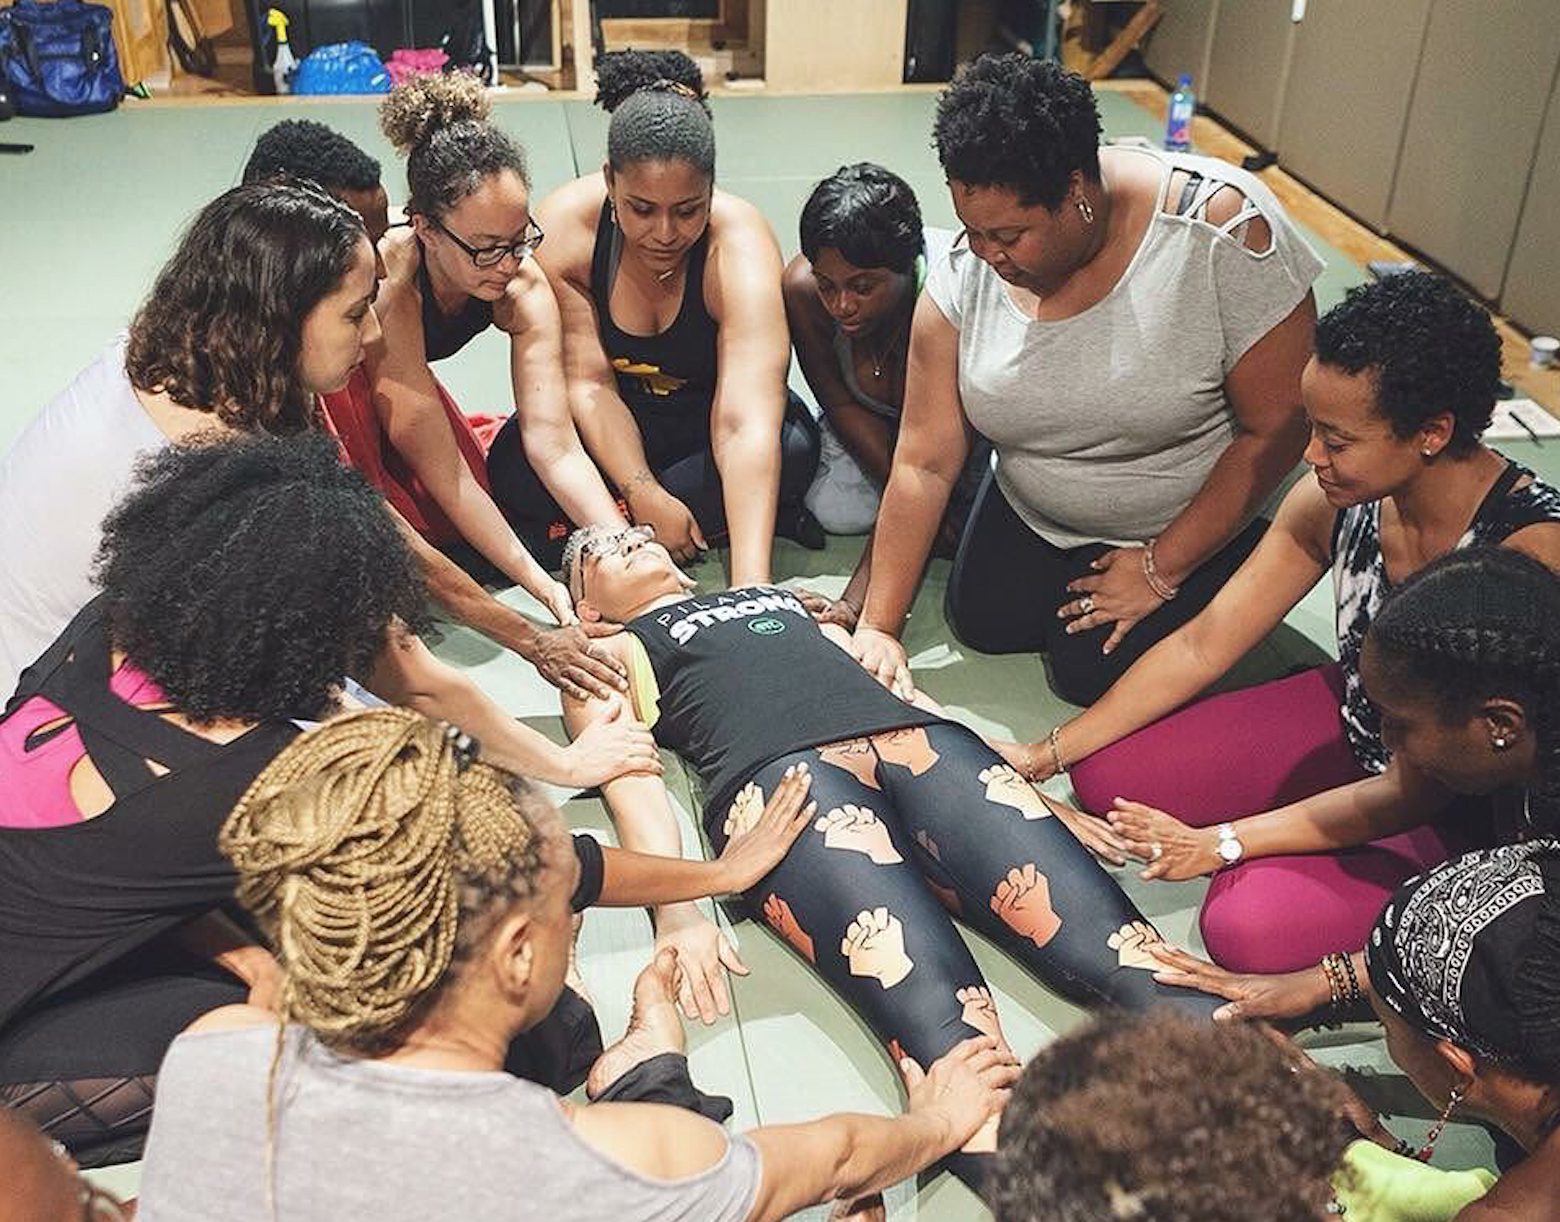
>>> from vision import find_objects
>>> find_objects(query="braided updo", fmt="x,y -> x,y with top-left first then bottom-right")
379,72 -> 529,218
595,49 -> 714,177
1369,546 -> 1560,828
221,707 -> 560,1054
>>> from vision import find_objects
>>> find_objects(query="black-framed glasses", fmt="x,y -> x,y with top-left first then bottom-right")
431,215 -> 545,267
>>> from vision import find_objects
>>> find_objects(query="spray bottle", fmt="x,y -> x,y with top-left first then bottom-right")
266,8 -> 297,94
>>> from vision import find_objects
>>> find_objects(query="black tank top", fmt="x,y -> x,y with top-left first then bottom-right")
417,237 -> 494,362
589,199 -> 719,463
627,586 -> 941,824
0,600 -> 298,1033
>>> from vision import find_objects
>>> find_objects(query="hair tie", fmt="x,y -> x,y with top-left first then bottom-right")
648,79 -> 700,101
443,723 -> 480,772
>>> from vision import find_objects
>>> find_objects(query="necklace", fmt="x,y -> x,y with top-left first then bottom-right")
865,325 -> 906,380
655,266 -> 676,284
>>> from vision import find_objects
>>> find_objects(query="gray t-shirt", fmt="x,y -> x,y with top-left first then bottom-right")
137,1025 -> 763,1222
925,147 -> 1323,549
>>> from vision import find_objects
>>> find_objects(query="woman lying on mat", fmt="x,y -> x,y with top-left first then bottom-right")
531,50 -> 822,587
241,117 -> 628,703
559,522 -> 1221,1193
1148,547 -> 1559,1025
0,434 -> 801,1167
781,162 -> 990,629
853,54 -> 1320,709
1007,276 -> 1560,980
135,708 -> 1017,1222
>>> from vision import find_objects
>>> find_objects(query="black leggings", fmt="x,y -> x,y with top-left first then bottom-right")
946,468 -> 1267,706
708,722 -> 1219,1188
487,393 -> 821,570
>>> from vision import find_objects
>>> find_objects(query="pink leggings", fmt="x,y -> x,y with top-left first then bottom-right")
1069,665 -> 1483,974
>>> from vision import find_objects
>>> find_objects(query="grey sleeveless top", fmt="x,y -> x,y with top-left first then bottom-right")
1331,457 -> 1560,773
137,1024 -> 762,1222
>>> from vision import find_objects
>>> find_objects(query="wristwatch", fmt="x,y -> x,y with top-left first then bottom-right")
1215,822 -> 1245,865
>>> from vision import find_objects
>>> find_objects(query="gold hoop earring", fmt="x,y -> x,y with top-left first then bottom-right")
1076,196 -> 1094,225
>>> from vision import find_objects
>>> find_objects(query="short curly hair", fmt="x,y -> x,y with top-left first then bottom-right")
933,54 -> 1102,209
988,1011 -> 1353,1222
1314,271 -> 1501,456
380,72 -> 529,218
93,433 -> 430,724
799,163 -> 923,275
595,49 -> 714,178
242,118 -> 382,194
124,182 -> 366,434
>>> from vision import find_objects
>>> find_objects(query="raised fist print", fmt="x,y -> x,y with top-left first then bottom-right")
870,726 -> 940,775
841,907 -> 914,988
955,985 -> 1005,1047
723,781 -> 765,840
1107,921 -> 1164,970
817,737 -> 881,790
815,804 -> 904,865
762,892 -> 815,963
979,764 -> 1052,820
990,864 -> 1062,948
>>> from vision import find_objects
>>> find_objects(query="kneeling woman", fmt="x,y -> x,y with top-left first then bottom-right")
560,524 -> 1218,1188
530,50 -> 821,586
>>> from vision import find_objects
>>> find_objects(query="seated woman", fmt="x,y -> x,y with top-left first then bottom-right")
239,119 -> 626,701
529,50 -> 822,587
1363,840 -> 1560,1222
0,181 -> 373,700
1150,546 -> 1559,1023
986,1010 -> 1502,1222
135,707 -> 1017,1221
371,73 -> 628,579
782,162 -> 991,628
0,434 -> 799,1166
1011,275 -> 1560,977
559,523 -> 1220,1190
853,55 -> 1319,707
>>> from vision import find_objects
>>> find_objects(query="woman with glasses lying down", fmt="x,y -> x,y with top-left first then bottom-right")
559,523 -> 1219,1192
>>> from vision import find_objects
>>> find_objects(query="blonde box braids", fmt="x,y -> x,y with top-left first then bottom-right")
220,706 -> 552,1053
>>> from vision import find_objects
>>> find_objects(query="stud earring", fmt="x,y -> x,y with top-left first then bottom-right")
1421,447 -> 1434,457
1076,196 -> 1094,224
1492,733 -> 1512,751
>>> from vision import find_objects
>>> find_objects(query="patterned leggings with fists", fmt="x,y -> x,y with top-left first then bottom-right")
709,722 -> 1219,1096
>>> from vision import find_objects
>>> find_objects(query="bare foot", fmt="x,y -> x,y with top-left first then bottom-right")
829,1194 -> 886,1221
586,948 -> 686,1099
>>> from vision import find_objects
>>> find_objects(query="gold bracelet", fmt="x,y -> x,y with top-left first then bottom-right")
1047,725 -> 1067,774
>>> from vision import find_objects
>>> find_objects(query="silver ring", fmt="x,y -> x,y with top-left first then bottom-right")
1149,841 -> 1163,862
1079,596 -> 1096,615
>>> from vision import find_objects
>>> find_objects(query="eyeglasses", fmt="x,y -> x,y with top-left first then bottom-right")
431,215 -> 545,268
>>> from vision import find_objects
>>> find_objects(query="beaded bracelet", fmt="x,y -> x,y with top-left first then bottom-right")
1339,952 -> 1362,1005
1143,539 -> 1181,602
1046,725 -> 1067,775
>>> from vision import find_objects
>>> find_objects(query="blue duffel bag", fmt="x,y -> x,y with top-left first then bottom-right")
0,0 -> 125,117
290,40 -> 390,94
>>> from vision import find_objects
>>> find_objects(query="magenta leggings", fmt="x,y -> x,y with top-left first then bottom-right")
1069,664 -> 1480,974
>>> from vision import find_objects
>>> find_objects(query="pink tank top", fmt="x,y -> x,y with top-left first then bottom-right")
0,658 -> 169,828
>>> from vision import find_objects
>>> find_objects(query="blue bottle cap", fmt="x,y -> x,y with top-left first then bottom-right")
1177,73 -> 1192,87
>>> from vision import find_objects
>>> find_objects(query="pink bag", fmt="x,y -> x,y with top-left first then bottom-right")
384,48 -> 448,84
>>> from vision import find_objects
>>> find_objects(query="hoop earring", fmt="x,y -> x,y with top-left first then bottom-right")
1076,196 -> 1095,225
1414,1084 -> 1466,1161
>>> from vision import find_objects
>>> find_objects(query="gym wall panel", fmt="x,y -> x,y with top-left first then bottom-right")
1502,65 -> 1560,338
1386,0 -> 1560,299
1275,0 -> 1432,232
1142,0 -> 1218,91
1202,0 -> 1294,149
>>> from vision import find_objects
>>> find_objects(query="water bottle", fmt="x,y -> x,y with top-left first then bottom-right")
1164,73 -> 1195,152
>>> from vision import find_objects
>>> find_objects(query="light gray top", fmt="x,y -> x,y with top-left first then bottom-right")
0,339 -> 167,698
924,147 -> 1324,548
137,1024 -> 763,1222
